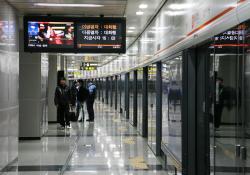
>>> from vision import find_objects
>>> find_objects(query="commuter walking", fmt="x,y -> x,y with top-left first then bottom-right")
54,77 -> 72,129
77,79 -> 89,122
86,82 -> 96,122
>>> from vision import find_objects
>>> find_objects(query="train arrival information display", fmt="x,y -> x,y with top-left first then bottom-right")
77,23 -> 123,50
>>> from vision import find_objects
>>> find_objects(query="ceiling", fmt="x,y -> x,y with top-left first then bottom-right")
7,0 -> 128,16
6,0 -> 164,71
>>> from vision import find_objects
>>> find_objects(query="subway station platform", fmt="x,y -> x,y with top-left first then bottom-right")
2,0 -> 250,175
2,101 -> 168,175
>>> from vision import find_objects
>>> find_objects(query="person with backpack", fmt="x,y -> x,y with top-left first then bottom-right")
77,79 -> 89,122
54,77 -> 72,129
86,82 -> 96,122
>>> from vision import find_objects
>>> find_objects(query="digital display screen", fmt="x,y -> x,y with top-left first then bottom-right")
77,23 -> 123,50
27,21 -> 74,49
24,16 -> 126,53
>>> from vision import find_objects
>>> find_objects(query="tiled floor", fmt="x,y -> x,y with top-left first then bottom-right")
2,101 -> 167,175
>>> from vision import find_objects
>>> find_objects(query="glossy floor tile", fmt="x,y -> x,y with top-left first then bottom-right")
1,101 -> 167,175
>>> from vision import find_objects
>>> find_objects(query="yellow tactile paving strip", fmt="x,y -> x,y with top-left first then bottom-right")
123,137 -> 135,145
129,156 -> 149,170
117,126 -> 127,132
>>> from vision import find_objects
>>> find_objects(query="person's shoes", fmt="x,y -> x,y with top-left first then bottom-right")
78,119 -> 84,122
86,119 -> 94,122
66,125 -> 72,129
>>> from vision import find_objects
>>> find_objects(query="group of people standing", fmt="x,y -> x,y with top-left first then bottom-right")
54,77 -> 96,129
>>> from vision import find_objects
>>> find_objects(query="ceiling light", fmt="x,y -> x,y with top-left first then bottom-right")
139,4 -> 148,9
140,39 -> 156,43
165,10 -> 186,16
136,11 -> 144,15
128,27 -> 136,30
168,3 -> 194,10
127,30 -> 134,33
34,3 -> 104,7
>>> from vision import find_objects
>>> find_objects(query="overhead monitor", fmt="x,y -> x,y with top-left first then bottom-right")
24,16 -> 126,53
24,16 -> 74,52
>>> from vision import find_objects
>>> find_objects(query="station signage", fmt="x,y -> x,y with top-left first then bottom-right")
81,62 -> 98,71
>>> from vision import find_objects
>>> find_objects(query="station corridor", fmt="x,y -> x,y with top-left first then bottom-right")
2,101 -> 167,175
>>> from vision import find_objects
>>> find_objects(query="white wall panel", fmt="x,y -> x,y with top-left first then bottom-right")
0,0 -> 19,171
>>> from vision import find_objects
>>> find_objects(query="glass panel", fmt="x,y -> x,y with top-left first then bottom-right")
120,74 -> 125,114
112,77 -> 116,108
137,69 -> 143,134
209,23 -> 244,174
108,77 -> 111,105
103,78 -> 107,104
129,72 -> 134,125
243,19 -> 250,172
117,75 -> 121,112
148,64 -> 157,153
162,56 -> 182,168
101,78 -> 105,102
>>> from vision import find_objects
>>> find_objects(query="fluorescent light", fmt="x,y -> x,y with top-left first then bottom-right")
151,26 -> 171,31
136,11 -> 144,15
127,30 -> 134,33
168,3 -> 194,10
139,4 -> 148,9
34,3 -> 104,7
128,26 -> 136,30
165,10 -> 186,16
140,39 -> 156,43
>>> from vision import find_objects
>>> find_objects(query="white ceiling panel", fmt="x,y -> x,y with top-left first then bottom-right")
7,0 -> 127,16
125,0 -> 163,37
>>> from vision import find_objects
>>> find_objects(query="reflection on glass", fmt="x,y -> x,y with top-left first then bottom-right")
208,21 -> 250,175
103,78 -> 107,104
148,64 -> 157,153
117,75 -> 121,111
137,69 -> 143,134
129,72 -> 134,125
112,77 -> 116,108
0,20 -> 8,49
162,56 -> 182,166
120,74 -> 125,113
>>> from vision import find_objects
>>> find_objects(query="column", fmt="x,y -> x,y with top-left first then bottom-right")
48,55 -> 57,122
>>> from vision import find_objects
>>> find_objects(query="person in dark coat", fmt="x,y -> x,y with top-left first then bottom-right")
54,77 -> 72,129
77,79 -> 89,122
86,82 -> 96,122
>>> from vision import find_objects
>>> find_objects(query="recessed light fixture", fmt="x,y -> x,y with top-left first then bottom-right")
128,27 -> 136,30
136,11 -> 144,15
139,4 -> 148,9
127,30 -> 134,33
165,10 -> 186,16
168,3 -> 194,10
34,3 -> 104,7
